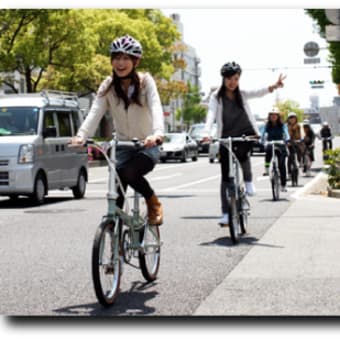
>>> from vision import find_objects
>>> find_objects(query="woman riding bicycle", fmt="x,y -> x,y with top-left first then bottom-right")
262,107 -> 289,192
70,35 -> 164,226
286,111 -> 302,175
320,121 -> 333,152
203,61 -> 286,225
302,120 -> 316,175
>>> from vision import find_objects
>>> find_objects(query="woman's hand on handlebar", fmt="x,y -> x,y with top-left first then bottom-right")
69,135 -> 86,146
143,135 -> 163,148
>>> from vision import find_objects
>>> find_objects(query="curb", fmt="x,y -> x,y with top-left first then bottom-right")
291,171 -> 328,199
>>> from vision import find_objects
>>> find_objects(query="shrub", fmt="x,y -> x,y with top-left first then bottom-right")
324,148 -> 340,189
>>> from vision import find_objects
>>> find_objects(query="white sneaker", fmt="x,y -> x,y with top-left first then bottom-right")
219,213 -> 229,226
245,181 -> 256,196
281,185 -> 287,192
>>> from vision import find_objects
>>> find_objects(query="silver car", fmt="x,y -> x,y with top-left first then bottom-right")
160,132 -> 198,163
0,90 -> 88,204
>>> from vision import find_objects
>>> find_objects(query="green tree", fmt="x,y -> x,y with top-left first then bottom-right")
276,100 -> 304,122
0,9 -> 180,94
176,82 -> 207,128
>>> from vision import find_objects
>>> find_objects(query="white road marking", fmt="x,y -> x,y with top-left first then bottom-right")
162,175 -> 220,192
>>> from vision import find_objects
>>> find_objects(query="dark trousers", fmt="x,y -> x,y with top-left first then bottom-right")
219,142 -> 252,214
287,143 -> 301,175
322,139 -> 332,152
265,145 -> 287,187
116,153 -> 155,208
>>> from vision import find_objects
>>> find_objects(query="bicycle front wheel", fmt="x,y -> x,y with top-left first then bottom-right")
228,195 -> 240,244
239,195 -> 249,235
291,167 -> 298,187
139,224 -> 161,282
92,220 -> 121,307
271,169 -> 280,201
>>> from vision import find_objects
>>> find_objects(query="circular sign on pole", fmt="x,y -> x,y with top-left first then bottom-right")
325,9 -> 340,25
304,41 -> 319,57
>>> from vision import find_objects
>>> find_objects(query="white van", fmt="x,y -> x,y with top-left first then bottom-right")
0,90 -> 88,204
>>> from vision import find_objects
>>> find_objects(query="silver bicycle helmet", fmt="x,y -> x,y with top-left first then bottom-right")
110,35 -> 143,58
220,62 -> 242,77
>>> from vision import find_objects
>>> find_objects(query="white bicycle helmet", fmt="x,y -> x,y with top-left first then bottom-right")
268,107 -> 281,115
110,35 -> 143,58
287,112 -> 297,119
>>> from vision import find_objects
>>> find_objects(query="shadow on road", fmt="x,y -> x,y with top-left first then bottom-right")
53,281 -> 159,316
0,196 -> 74,209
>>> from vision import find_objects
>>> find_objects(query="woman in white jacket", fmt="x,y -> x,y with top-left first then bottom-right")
71,35 -> 164,226
204,61 -> 285,225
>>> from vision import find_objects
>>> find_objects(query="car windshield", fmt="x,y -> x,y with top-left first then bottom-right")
0,107 -> 39,136
164,133 -> 186,144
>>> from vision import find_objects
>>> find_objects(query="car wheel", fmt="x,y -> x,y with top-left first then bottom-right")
31,173 -> 46,205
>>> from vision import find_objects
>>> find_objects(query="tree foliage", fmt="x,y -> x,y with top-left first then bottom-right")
305,9 -> 340,86
0,9 -> 180,94
176,82 -> 207,127
276,99 -> 304,122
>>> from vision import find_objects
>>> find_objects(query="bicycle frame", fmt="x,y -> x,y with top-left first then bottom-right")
92,139 -> 155,253
218,136 -> 256,243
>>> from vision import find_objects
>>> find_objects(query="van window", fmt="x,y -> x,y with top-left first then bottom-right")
0,107 -> 39,136
57,111 -> 72,137
43,111 -> 55,129
71,111 -> 81,134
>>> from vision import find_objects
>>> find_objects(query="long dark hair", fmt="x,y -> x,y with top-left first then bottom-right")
112,70 -> 142,109
217,79 -> 245,112
267,114 -> 284,128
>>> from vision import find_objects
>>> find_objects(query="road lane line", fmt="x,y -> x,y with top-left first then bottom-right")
162,175 -> 220,192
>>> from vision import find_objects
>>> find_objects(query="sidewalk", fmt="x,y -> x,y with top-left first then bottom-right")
194,173 -> 340,316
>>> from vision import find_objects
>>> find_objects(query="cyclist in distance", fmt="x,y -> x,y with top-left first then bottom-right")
320,121 -> 333,152
203,61 -> 286,225
70,35 -> 164,226
302,120 -> 316,172
286,111 -> 302,173
262,107 -> 290,192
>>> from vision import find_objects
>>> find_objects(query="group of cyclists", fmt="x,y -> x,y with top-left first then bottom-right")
261,108 -> 332,192
70,34 -> 334,229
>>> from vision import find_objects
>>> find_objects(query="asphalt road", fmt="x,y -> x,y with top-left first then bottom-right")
0,139 -> 331,316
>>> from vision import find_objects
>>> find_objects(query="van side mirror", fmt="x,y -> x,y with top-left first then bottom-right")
43,126 -> 57,138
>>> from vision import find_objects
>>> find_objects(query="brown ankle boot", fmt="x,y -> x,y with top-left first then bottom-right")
145,194 -> 163,225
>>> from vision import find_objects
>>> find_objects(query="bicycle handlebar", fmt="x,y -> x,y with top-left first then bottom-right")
265,140 -> 286,145
218,135 -> 260,143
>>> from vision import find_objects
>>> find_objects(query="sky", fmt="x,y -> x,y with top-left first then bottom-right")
161,8 -> 338,117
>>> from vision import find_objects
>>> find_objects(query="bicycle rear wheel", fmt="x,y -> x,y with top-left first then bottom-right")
138,224 -> 161,281
92,220 -> 121,306
228,195 -> 240,244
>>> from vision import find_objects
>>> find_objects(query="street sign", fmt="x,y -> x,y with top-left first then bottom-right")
303,41 -> 319,57
304,57 -> 320,64
325,9 -> 340,25
326,25 -> 340,42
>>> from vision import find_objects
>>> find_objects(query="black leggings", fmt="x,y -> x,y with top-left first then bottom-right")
265,145 -> 287,187
116,153 -> 155,208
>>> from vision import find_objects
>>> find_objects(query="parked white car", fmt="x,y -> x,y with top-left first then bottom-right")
0,90 -> 88,204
